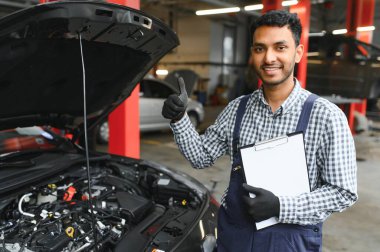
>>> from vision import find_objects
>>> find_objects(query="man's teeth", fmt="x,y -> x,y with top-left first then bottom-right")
263,66 -> 280,69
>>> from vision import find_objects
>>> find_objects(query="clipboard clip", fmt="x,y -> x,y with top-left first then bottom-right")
254,135 -> 288,151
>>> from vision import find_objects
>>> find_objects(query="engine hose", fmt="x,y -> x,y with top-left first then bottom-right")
18,193 -> 35,218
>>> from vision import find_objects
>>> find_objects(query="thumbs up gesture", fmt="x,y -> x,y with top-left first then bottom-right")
162,76 -> 188,121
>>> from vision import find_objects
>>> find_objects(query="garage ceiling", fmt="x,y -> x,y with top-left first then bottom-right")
141,0 -> 380,32
0,0 -> 378,37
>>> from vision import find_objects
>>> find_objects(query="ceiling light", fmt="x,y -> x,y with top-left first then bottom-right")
332,29 -> 347,35
196,7 -> 240,16
282,0 -> 298,6
156,69 -> 168,76
307,52 -> 320,57
244,4 -> 263,11
309,31 -> 326,36
357,26 -> 375,32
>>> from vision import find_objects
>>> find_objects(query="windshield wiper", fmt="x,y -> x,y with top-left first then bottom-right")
0,160 -> 35,168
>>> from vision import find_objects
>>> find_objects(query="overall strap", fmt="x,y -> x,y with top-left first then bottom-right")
232,95 -> 251,155
295,93 -> 319,133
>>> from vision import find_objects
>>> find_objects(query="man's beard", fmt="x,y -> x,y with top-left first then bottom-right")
256,64 -> 295,87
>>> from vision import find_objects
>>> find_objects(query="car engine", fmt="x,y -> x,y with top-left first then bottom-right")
0,157 -> 206,252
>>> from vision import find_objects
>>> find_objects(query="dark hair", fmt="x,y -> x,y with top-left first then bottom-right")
250,10 -> 302,46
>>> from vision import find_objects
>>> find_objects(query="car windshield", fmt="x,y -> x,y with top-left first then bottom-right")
0,127 -> 62,156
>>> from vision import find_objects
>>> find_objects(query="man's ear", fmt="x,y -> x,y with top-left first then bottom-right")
295,44 -> 304,63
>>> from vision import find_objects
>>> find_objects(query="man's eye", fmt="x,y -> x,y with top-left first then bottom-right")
253,47 -> 263,53
277,46 -> 287,51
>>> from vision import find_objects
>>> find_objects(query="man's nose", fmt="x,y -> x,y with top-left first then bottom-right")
264,49 -> 276,63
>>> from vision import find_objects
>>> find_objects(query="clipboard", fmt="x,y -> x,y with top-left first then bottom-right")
239,132 -> 311,230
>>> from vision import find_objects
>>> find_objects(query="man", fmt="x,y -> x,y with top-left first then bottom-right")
162,10 -> 357,251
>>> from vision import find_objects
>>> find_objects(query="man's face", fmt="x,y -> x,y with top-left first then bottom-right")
251,25 -> 303,87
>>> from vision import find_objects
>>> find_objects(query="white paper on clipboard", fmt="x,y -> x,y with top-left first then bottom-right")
239,132 -> 310,230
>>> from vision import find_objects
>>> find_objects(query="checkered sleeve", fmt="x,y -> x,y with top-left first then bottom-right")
278,107 -> 358,225
170,103 -> 236,169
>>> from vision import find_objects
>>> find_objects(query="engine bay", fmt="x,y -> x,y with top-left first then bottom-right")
0,156 -> 205,252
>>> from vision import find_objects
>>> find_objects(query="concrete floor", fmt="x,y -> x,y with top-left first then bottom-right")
100,106 -> 380,252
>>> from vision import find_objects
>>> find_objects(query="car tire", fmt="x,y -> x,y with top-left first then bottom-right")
188,112 -> 199,129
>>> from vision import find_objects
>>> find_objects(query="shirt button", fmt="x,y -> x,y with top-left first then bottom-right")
313,227 -> 319,232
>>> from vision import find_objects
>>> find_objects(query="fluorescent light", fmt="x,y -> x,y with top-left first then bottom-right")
282,0 -> 298,6
331,26 -> 375,35
244,4 -> 263,11
244,1 -> 297,11
335,52 -> 342,56
156,69 -> 168,76
309,31 -> 326,36
357,26 -> 375,32
332,29 -> 347,35
307,52 -> 320,57
308,59 -> 323,64
196,7 -> 240,16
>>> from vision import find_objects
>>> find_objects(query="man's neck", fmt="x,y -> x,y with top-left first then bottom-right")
263,78 -> 295,113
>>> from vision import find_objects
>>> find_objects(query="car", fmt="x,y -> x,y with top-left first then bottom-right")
0,2 -> 218,252
97,77 -> 205,144
305,33 -> 380,102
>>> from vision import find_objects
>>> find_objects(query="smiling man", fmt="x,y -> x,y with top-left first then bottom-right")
162,10 -> 357,252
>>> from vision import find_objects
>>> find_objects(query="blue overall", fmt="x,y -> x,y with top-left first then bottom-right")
217,94 -> 322,252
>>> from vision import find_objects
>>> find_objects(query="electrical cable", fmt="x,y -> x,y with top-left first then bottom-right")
78,32 -> 98,251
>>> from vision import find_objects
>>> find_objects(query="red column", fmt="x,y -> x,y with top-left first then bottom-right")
346,0 -> 374,133
290,0 -> 310,89
107,0 -> 140,158
262,0 -> 282,12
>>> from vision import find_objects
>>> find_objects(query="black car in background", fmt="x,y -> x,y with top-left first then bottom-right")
0,2 -> 218,252
305,34 -> 380,111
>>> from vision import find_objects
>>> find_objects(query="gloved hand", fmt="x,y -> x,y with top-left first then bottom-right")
162,76 -> 188,121
242,183 -> 280,222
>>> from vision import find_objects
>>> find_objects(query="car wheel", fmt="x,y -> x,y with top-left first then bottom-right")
188,112 -> 199,129
97,121 -> 109,144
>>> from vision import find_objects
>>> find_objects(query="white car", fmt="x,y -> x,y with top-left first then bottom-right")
97,78 -> 205,143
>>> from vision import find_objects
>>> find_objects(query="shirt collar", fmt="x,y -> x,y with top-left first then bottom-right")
257,78 -> 302,114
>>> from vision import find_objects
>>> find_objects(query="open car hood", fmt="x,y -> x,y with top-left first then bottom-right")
0,1 -> 179,131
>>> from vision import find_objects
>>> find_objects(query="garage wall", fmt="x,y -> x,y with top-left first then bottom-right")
159,15 -> 211,79
157,14 -> 250,101
208,17 -> 250,99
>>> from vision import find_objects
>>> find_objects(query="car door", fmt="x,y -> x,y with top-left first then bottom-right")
139,79 -> 174,130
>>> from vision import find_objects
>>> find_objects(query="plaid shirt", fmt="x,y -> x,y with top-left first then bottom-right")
170,80 -> 358,225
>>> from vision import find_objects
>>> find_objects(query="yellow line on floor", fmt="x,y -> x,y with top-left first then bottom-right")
142,140 -> 161,145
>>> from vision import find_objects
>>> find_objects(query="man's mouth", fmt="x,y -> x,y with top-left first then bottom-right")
261,65 -> 282,75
